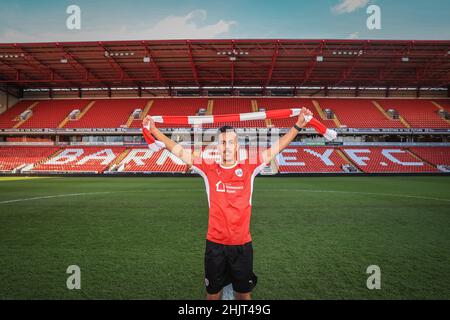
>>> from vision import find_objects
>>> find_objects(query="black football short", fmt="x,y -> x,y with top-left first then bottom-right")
204,239 -> 257,295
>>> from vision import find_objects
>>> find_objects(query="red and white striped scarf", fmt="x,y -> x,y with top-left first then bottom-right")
142,108 -> 337,151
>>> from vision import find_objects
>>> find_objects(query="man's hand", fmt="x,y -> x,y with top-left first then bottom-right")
143,115 -> 156,132
296,107 -> 313,128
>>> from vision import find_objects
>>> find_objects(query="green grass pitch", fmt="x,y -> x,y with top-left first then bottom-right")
0,176 -> 449,299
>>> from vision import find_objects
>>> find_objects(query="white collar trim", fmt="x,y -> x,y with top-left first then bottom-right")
219,161 -> 239,169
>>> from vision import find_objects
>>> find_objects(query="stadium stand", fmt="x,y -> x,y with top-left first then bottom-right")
19,100 -> 90,129
117,148 -> 188,172
341,147 -> 438,173
408,147 -> 450,168
0,99 -> 449,174
375,99 -> 450,128
0,146 -> 60,171
0,144 -> 448,174
276,147 -> 350,173
31,146 -> 126,173
0,100 -> 37,128
64,99 -> 147,128
1,98 -> 449,130
316,99 -> 405,128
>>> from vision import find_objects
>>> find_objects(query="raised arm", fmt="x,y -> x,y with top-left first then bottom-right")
261,107 -> 312,164
143,116 -> 195,168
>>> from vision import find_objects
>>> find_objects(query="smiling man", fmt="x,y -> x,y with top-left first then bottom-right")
143,107 -> 312,300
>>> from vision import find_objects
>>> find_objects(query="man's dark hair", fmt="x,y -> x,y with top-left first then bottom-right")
218,125 -> 236,134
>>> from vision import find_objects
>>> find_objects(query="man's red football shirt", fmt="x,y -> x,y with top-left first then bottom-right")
191,156 -> 267,245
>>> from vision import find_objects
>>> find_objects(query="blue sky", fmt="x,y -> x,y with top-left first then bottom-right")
0,0 -> 449,42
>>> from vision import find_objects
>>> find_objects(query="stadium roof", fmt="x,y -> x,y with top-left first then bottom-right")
0,39 -> 449,90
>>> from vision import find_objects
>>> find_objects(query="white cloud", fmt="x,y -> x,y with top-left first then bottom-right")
0,9 -> 237,42
332,0 -> 370,15
348,32 -> 359,39
140,9 -> 237,39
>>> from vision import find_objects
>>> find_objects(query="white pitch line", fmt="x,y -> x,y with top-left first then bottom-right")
269,189 -> 450,203
0,189 -> 203,205
0,192 -> 115,205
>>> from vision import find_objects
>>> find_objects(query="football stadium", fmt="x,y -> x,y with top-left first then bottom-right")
0,0 -> 449,304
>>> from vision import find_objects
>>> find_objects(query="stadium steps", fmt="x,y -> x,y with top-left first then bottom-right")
141,100 -> 153,118
335,149 -> 356,171
372,100 -> 398,120
125,100 -> 153,127
107,149 -> 132,171
13,101 -> 39,128
371,101 -> 408,128
312,100 -> 341,127
251,100 -> 258,112
15,163 -> 31,173
32,148 -> 64,168
58,100 -> 95,128
431,101 -> 450,125
206,100 -> 214,115
59,100 -> 96,128
376,100 -> 411,128
399,116 -> 411,128
77,100 -> 96,119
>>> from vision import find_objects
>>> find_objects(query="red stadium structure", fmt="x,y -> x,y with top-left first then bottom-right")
0,39 -> 449,175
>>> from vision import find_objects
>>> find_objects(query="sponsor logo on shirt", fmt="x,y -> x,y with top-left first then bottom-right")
215,180 -> 244,193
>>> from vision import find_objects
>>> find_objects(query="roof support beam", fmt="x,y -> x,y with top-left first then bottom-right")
142,41 -> 167,87
98,41 -> 142,88
56,43 -> 110,88
187,40 -> 200,87
231,40 -> 235,88
299,40 -> 325,86
13,44 -> 74,86
334,41 -> 370,87
265,40 -> 280,87
378,41 -> 414,82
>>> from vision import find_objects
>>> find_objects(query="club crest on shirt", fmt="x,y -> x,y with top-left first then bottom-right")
235,168 -> 243,177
